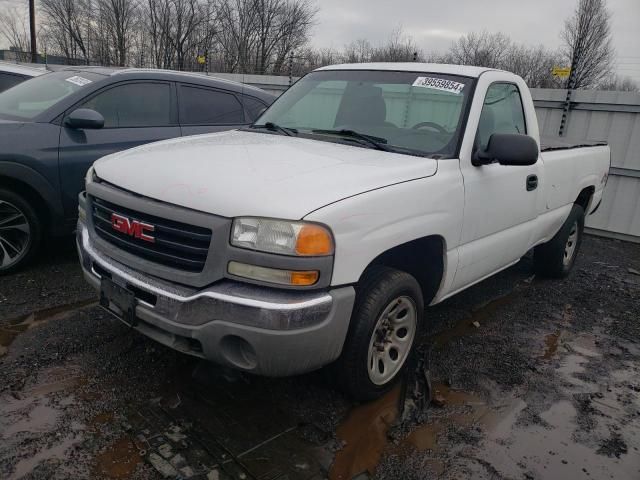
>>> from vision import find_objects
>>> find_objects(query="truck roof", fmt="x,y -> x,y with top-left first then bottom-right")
317,62 -> 496,78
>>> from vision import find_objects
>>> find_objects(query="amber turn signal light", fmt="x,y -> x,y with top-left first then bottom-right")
295,224 -> 334,256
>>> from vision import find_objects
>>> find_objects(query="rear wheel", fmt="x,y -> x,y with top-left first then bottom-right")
336,266 -> 423,401
534,204 -> 585,278
0,189 -> 43,275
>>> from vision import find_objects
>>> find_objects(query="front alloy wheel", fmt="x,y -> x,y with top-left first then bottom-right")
0,200 -> 31,270
0,189 -> 42,275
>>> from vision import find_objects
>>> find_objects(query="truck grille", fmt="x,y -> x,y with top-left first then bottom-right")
91,197 -> 212,272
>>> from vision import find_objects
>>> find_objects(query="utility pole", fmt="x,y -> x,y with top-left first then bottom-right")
558,46 -> 580,137
288,51 -> 295,87
29,0 -> 37,63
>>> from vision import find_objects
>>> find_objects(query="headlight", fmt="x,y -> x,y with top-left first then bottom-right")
231,218 -> 334,256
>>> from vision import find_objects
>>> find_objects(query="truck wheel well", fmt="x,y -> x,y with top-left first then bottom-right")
575,186 -> 595,211
363,236 -> 445,306
0,175 -> 50,231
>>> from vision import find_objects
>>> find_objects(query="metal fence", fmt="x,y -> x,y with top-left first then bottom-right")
532,89 -> 640,242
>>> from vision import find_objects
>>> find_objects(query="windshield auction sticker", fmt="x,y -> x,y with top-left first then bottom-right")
412,77 -> 465,94
65,75 -> 93,87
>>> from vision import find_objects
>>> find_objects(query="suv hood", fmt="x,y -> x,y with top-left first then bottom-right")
93,130 -> 438,219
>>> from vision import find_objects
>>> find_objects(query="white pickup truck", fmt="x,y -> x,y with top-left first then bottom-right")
77,63 -> 610,400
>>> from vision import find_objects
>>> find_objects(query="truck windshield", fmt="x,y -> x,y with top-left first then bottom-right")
253,70 -> 474,158
0,71 -> 103,121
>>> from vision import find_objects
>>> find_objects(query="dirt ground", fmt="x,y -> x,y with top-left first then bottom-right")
0,234 -> 639,480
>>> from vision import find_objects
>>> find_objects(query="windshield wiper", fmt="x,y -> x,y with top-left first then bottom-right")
311,129 -> 392,152
251,122 -> 297,136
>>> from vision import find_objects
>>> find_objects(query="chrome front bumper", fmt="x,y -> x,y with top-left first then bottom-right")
77,222 -> 355,376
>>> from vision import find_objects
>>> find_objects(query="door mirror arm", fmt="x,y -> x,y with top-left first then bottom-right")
472,148 -> 494,167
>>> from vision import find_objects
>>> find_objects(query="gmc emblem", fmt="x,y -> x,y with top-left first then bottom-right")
110,213 -> 155,243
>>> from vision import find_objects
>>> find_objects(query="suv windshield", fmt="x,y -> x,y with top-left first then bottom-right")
253,70 -> 474,157
0,71 -> 103,121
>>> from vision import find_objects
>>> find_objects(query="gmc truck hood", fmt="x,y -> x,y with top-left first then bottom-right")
93,130 -> 438,219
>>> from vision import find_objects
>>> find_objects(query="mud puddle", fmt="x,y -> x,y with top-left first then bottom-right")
6,435 -> 82,480
472,331 -> 640,479
329,380 -> 515,479
93,436 -> 143,479
0,298 -> 97,357
330,386 -> 401,480
0,363 -> 87,479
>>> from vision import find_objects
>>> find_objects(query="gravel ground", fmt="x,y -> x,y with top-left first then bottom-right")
0,234 -> 639,480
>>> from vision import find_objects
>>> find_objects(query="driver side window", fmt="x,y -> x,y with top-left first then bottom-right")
476,83 -> 526,151
78,82 -> 171,128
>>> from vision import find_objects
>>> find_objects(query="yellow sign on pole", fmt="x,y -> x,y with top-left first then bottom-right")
552,67 -> 571,79
197,55 -> 206,65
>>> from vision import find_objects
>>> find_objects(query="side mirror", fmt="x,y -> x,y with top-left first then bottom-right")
65,108 -> 104,130
473,133 -> 538,167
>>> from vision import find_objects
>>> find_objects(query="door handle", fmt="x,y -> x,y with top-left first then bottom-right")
526,175 -> 538,191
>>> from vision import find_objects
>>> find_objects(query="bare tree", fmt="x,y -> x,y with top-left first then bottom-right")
447,31 -> 511,68
598,74 -> 639,92
0,7 -> 31,56
343,39 -> 372,63
40,0 -> 91,62
98,0 -> 139,66
172,0 -> 212,70
369,27 -> 420,62
561,0 -> 614,88
145,0 -> 173,68
217,0 -> 259,72
270,0 -> 315,73
503,45 -> 564,88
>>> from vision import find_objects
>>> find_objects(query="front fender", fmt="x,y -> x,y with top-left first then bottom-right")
304,162 -> 464,290
0,161 -> 64,224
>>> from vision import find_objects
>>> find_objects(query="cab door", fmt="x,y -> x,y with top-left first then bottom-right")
452,77 -> 541,291
58,81 -> 180,217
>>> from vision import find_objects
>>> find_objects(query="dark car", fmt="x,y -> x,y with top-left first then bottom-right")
0,61 -> 46,92
0,67 -> 274,273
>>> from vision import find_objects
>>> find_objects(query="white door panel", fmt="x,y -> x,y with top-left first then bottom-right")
453,73 -> 541,291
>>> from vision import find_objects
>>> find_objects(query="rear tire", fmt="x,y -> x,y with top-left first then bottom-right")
335,266 -> 424,402
0,188 -> 43,275
534,204 -> 584,278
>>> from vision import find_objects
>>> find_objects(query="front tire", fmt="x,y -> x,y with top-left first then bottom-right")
534,204 -> 585,278
336,266 -> 424,402
0,188 -> 43,275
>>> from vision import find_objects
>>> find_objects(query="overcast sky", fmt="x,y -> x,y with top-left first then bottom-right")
1,0 -> 638,81
310,0 -> 640,81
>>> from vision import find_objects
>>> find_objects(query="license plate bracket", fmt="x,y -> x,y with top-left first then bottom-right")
100,277 -> 137,327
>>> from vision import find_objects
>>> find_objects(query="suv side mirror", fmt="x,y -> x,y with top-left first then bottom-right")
65,108 -> 105,130
473,133 -> 538,167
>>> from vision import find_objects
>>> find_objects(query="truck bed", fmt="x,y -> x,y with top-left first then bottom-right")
541,136 -> 607,152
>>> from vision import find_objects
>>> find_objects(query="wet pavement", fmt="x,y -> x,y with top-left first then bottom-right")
1,235 -> 639,479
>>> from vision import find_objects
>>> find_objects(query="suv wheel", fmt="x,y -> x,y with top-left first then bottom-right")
0,189 -> 42,275
336,266 -> 423,401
